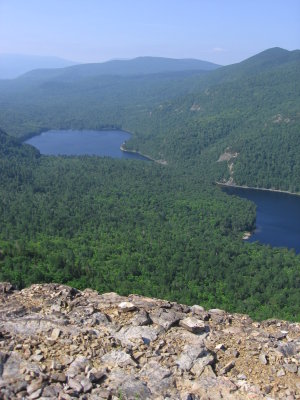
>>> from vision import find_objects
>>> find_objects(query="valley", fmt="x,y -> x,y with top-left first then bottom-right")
0,49 -> 300,322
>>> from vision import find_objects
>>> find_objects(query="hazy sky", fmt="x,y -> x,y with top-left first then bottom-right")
0,0 -> 299,65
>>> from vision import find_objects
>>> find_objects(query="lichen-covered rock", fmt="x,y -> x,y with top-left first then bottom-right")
0,282 -> 299,399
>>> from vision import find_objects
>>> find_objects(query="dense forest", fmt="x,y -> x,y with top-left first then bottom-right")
0,48 -> 300,321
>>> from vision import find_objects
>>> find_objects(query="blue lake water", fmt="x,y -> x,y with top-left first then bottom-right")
223,186 -> 300,254
24,129 -> 149,160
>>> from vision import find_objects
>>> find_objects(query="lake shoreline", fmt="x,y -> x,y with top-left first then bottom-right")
22,128 -> 168,164
216,181 -> 300,197
120,144 -> 168,165
219,182 -> 300,253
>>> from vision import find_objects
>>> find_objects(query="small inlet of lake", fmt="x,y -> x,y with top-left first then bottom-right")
223,186 -> 300,254
24,129 -> 149,160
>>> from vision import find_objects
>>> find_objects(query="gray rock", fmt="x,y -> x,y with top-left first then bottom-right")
191,376 -> 238,399
90,387 -> 111,399
208,308 -> 225,314
50,328 -> 61,340
28,388 -> 43,399
1,282 -> 299,400
190,351 -> 215,376
140,361 -> 174,395
179,317 -> 206,334
27,378 -> 44,395
115,325 -> 158,346
80,377 -> 93,393
1,315 -> 70,337
131,310 -> 151,326
176,345 -> 208,371
88,370 -> 106,383
276,342 -> 298,357
277,368 -> 285,377
284,363 -> 298,373
1,351 -> 23,381
101,350 -> 136,367
42,383 -> 62,398
270,330 -> 287,340
91,312 -> 110,325
11,380 -> 27,394
127,295 -> 161,311
0,352 -> 8,377
118,301 -> 137,312
191,305 -> 205,313
51,372 -> 66,383
107,370 -> 152,399
259,353 -> 268,365
219,360 -> 235,375
119,376 -> 151,399
150,308 -> 183,330
66,356 -> 89,378
208,308 -> 227,324
68,377 -> 83,393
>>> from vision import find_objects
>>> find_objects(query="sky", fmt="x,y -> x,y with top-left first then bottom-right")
0,0 -> 299,65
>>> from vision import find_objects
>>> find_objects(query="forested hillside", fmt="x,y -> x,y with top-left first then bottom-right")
0,48 -> 299,189
0,49 -> 300,321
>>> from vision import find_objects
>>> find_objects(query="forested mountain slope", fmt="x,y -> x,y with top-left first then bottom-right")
124,48 -> 300,191
0,48 -> 299,192
0,49 -> 300,322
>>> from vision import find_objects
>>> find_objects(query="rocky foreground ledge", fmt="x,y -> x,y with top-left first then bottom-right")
0,283 -> 299,399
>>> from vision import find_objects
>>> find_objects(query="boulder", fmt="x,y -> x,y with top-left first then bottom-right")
118,301 -> 137,312
179,317 -> 207,333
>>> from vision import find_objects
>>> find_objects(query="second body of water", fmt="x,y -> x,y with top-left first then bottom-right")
223,186 -> 300,254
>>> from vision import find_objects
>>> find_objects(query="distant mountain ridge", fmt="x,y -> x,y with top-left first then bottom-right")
0,54 -> 77,79
19,56 -> 221,81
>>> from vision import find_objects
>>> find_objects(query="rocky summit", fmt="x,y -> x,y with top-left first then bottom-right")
0,283 -> 299,400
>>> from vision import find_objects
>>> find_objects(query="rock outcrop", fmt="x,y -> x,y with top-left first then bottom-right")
0,282 -> 299,399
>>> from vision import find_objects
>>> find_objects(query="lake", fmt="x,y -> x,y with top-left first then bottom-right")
222,186 -> 300,253
24,129 -> 149,160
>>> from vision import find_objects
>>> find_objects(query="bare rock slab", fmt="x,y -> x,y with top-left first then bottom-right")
179,316 -> 207,333
101,350 -> 136,367
150,308 -> 183,330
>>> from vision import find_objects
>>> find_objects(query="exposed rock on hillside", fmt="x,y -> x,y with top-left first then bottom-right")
0,282 -> 299,399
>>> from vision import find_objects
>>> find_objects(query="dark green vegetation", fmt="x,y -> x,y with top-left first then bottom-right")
0,49 -> 300,321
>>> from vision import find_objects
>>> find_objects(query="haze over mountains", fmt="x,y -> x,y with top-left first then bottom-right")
19,56 -> 221,81
0,54 -> 78,79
